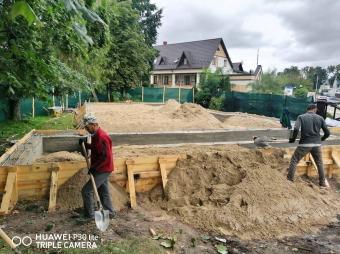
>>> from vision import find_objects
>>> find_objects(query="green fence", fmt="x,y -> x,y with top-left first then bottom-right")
128,87 -> 194,103
223,92 -> 312,120
0,87 -> 195,122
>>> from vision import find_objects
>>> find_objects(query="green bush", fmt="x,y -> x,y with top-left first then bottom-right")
195,69 -> 231,109
209,95 -> 225,110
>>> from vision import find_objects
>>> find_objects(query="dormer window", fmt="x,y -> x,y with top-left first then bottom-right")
159,57 -> 165,65
184,58 -> 188,65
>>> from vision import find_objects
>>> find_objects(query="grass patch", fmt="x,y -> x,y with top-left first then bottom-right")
0,113 -> 75,156
0,113 -> 74,140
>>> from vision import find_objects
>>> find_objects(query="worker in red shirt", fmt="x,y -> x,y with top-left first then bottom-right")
79,115 -> 115,219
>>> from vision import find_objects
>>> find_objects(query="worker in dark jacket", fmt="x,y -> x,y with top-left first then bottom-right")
287,104 -> 330,187
79,115 -> 115,218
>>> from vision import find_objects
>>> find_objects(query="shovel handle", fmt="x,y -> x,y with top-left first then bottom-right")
81,143 -> 104,210
0,228 -> 21,254
89,174 -> 104,210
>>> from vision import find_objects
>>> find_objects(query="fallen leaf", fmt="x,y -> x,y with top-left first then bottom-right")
215,244 -> 228,254
160,239 -> 174,249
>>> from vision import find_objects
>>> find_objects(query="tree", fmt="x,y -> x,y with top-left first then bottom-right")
131,0 -> 162,46
0,0 -> 104,120
101,0 -> 157,95
195,69 -> 231,109
251,70 -> 283,94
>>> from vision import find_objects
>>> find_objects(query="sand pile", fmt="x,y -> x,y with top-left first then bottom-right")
221,113 -> 281,129
159,99 -> 181,113
84,101 -> 224,133
57,169 -> 129,211
144,147 -> 340,240
35,151 -> 84,163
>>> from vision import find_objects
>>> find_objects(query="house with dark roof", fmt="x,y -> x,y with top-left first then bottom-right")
151,38 -> 262,92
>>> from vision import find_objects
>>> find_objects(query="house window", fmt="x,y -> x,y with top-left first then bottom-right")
184,75 -> 190,85
153,75 -> 157,85
163,75 -> 169,85
212,56 -> 217,66
184,58 -> 188,65
224,60 -> 228,67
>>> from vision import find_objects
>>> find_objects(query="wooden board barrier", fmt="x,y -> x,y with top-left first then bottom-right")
1,144 -> 340,214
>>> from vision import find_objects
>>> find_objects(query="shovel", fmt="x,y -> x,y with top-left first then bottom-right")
81,143 -> 110,232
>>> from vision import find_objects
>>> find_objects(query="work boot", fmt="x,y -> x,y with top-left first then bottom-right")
109,211 -> 117,219
320,179 -> 330,189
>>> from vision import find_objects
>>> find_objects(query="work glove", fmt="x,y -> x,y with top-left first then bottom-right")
289,138 -> 295,143
88,168 -> 96,175
79,138 -> 87,146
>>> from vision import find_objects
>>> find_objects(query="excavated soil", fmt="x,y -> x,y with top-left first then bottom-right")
57,169 -> 129,211
142,146 -> 340,240
83,100 -> 281,132
35,151 -> 84,163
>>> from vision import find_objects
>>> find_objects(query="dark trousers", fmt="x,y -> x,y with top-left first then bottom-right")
81,172 -> 115,218
287,146 -> 325,185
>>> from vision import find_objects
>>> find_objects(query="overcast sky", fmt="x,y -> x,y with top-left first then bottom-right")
151,0 -> 340,72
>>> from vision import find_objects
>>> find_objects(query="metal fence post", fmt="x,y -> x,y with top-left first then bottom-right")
32,97 -> 35,118
192,88 -> 195,103
78,91 -> 81,106
163,86 -> 165,103
178,85 -> 181,103
142,87 -> 144,102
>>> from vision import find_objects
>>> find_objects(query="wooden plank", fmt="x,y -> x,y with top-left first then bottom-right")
328,164 -> 334,178
0,170 -> 18,215
135,178 -> 162,192
331,151 -> 340,168
126,156 -> 160,165
127,164 -> 137,209
127,164 -> 159,173
18,188 -> 49,200
159,159 -> 169,189
48,165 -> 59,212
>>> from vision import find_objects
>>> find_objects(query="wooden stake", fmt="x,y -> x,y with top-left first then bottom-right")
159,158 -> 168,189
127,164 -> 137,209
48,164 -> 60,212
0,168 -> 18,215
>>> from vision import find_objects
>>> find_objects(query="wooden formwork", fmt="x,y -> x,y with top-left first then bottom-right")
284,146 -> 340,178
1,143 -> 340,214
0,154 -> 187,214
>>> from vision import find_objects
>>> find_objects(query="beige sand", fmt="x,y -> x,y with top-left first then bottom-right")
57,169 -> 129,211
221,113 -> 281,129
83,100 -> 281,133
35,151 -> 84,163
142,146 -> 340,240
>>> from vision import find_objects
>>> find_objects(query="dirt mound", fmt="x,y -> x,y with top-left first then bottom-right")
83,102 -> 224,133
221,113 -> 281,129
160,99 -> 181,113
35,151 -> 84,163
171,103 -> 217,120
57,169 -> 129,211
144,147 -> 340,240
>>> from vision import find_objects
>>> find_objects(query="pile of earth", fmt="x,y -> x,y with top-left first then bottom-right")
57,169 -> 129,211
143,147 -> 340,240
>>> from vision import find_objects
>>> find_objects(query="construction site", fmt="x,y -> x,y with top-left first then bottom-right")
0,100 -> 340,254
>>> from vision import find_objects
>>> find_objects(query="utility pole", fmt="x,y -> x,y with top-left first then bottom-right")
256,48 -> 259,66
315,75 -> 319,94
